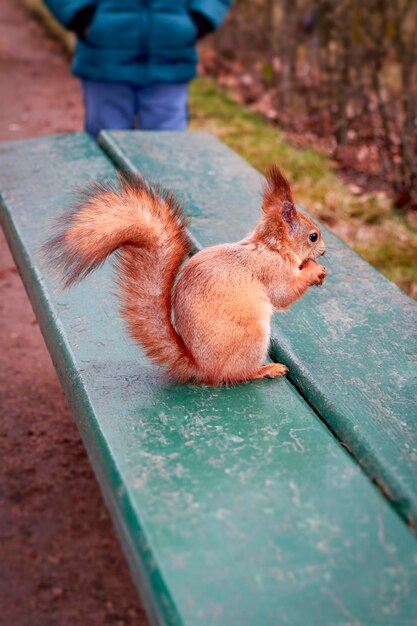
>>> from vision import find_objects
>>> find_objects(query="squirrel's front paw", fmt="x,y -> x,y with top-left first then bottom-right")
303,260 -> 326,286
311,264 -> 327,286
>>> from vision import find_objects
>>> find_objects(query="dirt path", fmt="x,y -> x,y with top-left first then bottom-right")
0,3 -> 148,625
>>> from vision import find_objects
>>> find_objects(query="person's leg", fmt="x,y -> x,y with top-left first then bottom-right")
81,79 -> 136,140
136,83 -> 188,131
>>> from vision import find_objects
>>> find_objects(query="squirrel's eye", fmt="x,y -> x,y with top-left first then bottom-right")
309,232 -> 318,243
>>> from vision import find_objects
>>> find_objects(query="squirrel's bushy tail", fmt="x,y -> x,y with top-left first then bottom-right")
43,172 -> 197,382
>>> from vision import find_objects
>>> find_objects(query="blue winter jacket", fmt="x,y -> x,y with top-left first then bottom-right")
44,0 -> 232,84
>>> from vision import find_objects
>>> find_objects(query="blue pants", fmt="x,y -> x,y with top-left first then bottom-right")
81,80 -> 189,139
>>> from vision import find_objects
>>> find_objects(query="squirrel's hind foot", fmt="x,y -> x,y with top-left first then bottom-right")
251,363 -> 288,380
194,362 -> 288,386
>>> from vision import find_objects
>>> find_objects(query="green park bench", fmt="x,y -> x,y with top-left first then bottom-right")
1,131 -> 416,625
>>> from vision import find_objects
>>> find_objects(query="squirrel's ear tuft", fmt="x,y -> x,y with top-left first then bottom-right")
281,200 -> 297,228
262,165 -> 295,214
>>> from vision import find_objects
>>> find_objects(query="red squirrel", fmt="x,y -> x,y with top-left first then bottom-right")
43,166 -> 326,385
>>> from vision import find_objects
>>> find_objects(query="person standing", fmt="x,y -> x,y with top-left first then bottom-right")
44,1 -> 233,138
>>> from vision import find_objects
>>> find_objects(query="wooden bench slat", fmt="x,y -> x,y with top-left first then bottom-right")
100,130 -> 417,528
1,133 -> 417,626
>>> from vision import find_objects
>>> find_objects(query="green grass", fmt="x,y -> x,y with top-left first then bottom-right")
189,78 -> 417,299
